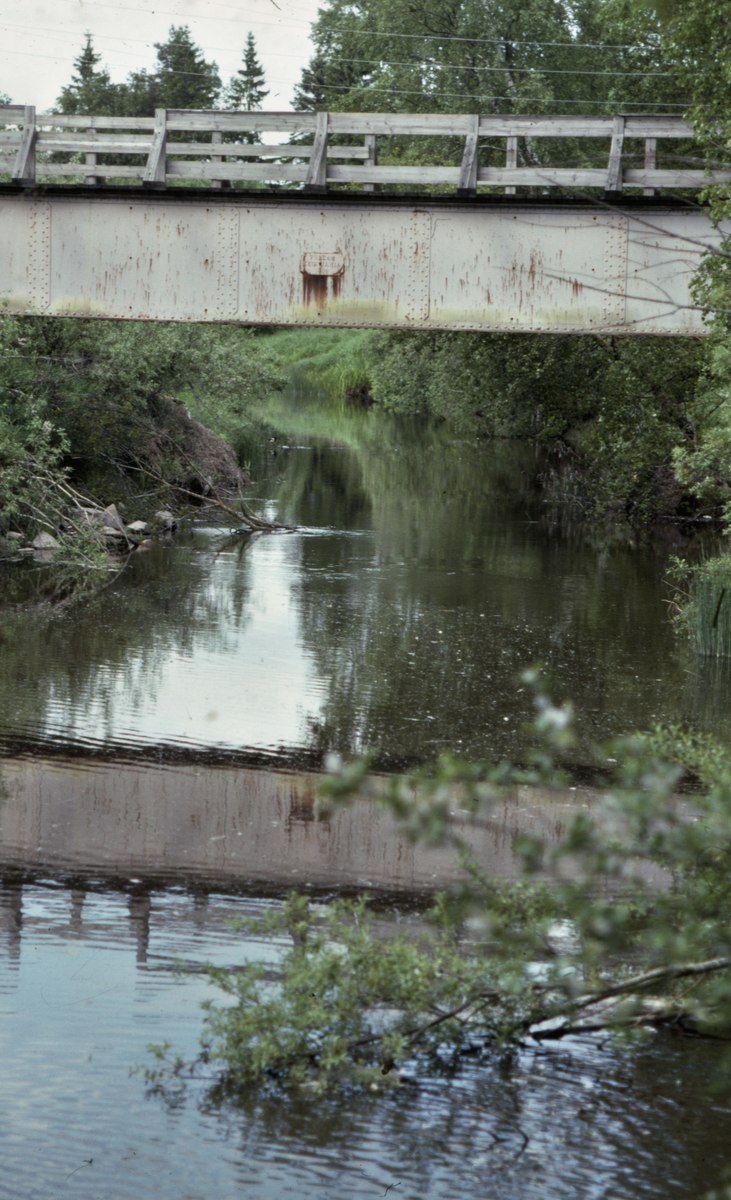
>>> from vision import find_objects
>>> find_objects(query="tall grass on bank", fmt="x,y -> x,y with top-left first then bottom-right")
668,552 -> 731,657
253,329 -> 372,403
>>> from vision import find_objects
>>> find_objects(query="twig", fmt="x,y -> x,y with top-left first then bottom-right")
359,1167 -> 401,1196
64,1159 -> 93,1182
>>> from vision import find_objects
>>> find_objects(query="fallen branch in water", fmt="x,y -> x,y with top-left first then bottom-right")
573,955 -> 731,1011
530,955 -> 731,1040
117,432 -> 295,533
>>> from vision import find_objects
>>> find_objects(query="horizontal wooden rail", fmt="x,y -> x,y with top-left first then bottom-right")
0,105 -> 722,195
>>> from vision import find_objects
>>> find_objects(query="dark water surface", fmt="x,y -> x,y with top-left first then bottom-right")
2,403 -> 731,1198
1,405 -> 729,767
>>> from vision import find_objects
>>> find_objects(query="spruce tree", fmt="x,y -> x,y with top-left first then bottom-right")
126,26 -> 221,116
227,33 -> 269,111
56,34 -> 125,115
293,53 -> 331,111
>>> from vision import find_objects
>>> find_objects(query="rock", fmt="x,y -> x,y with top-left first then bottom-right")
6,532 -> 23,541
154,510 -> 177,530
102,503 -> 126,533
31,532 -> 60,550
125,520 -> 149,534
103,526 -> 127,539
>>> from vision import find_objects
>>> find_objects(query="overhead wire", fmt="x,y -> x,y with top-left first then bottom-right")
0,20 -> 676,79
0,49 -> 688,111
313,83 -> 688,107
43,0 -> 656,50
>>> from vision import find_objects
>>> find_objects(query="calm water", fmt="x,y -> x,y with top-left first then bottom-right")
1,400 -> 730,1198
1,877 -> 729,1200
0,403 -> 728,768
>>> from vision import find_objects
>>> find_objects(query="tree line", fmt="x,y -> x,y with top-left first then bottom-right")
52,26 -> 269,118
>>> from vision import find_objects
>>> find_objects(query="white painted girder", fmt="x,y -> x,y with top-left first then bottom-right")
0,191 -> 724,335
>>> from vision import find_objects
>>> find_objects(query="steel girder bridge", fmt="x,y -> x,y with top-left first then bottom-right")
1,106 -> 729,336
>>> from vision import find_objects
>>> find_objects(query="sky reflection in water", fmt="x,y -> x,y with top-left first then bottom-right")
1,407 -> 729,766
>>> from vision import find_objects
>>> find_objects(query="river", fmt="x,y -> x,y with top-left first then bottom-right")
1,397 -> 729,1198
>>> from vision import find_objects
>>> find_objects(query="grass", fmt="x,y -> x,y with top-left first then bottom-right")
253,328 -> 373,403
692,555 -> 731,657
669,552 -> 731,658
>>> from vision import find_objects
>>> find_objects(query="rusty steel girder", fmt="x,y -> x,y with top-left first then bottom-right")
0,188 -> 725,335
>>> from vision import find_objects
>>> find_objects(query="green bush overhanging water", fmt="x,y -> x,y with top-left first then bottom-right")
143,676 -> 731,1095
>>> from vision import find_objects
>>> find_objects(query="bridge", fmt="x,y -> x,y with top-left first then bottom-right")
1,106 -> 730,336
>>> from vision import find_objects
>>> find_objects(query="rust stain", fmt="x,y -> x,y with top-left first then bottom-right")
572,278 -> 583,297
301,249 -> 345,309
303,273 -> 331,307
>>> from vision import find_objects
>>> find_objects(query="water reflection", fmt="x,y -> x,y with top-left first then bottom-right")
0,877 -> 728,1200
0,403 -> 729,767
2,756 -> 626,890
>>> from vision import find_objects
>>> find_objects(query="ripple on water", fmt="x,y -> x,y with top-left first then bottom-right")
0,880 -> 728,1200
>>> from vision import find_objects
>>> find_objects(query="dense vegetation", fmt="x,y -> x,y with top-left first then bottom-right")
0,313 -> 282,588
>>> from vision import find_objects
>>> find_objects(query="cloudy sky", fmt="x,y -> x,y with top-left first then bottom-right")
0,0 -> 323,112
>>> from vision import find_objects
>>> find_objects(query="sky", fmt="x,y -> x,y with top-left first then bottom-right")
0,0 -> 324,112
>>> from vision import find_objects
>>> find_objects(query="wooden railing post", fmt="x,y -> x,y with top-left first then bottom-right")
605,115 -> 625,196
363,133 -> 380,193
505,136 -> 518,195
211,129 -> 225,189
304,111 -> 328,192
85,127 -> 99,186
143,108 -> 167,187
12,105 -> 36,185
457,114 -> 479,196
644,136 -> 657,197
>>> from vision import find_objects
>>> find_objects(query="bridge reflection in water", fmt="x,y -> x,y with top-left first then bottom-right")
0,756 -> 670,894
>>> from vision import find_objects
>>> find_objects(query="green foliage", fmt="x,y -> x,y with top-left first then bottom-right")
365,329 -> 703,518
0,310 -> 282,594
667,553 -> 731,657
294,0 -> 684,162
638,1 -> 731,532
0,313 -> 278,464
55,26 -> 223,121
148,679 -> 731,1094
0,386 -> 110,587
198,892 -> 531,1091
126,26 -> 221,116
663,0 -> 731,183
56,34 -> 128,116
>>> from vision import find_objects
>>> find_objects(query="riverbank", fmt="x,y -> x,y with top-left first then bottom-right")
247,326 -> 722,526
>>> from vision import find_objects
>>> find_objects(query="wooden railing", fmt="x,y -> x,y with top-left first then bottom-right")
2,106 -> 730,195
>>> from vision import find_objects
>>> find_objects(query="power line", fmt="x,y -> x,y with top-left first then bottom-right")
0,44 -> 688,108
0,21 -> 675,79
311,28 -> 659,52
34,0 -> 656,51
0,40 -> 679,92
312,82 -> 689,108
310,58 -> 675,77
